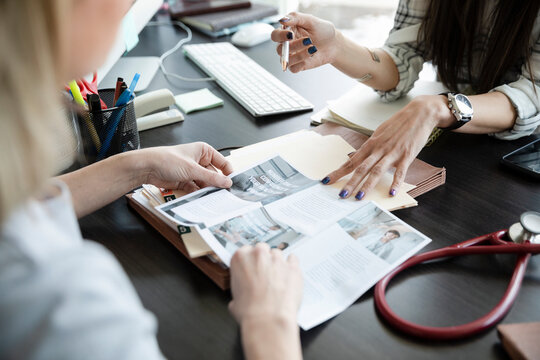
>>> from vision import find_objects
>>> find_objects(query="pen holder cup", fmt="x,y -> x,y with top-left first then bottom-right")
76,88 -> 139,164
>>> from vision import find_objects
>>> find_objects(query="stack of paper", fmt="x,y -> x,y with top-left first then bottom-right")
312,80 -> 448,135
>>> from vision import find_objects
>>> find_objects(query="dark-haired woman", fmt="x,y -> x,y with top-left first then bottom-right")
272,1 -> 540,199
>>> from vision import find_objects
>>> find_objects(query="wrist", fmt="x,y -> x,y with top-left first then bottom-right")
330,30 -> 346,67
240,314 -> 301,360
115,150 -> 152,189
413,95 -> 455,129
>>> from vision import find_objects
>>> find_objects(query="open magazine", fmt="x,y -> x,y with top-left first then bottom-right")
156,155 -> 431,330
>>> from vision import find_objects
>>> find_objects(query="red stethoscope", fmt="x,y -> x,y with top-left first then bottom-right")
374,211 -> 540,340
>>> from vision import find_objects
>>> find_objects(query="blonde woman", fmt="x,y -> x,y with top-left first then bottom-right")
0,1 -> 302,359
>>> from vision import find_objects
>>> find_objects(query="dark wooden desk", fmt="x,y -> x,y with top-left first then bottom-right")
79,18 -> 540,360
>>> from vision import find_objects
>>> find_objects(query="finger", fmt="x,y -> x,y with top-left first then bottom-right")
231,245 -> 251,269
270,247 -> 284,262
190,163 -> 232,188
254,242 -> 271,254
288,45 -> 318,67
321,151 -> 370,186
271,28 -> 294,43
355,159 -> 393,199
205,147 -> 234,176
338,156 -> 380,199
275,37 -> 312,56
287,253 -> 300,266
288,61 -> 306,74
389,160 -> 411,197
181,180 -> 200,193
279,12 -> 311,29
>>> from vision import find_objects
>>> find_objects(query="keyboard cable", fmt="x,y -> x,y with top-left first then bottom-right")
147,20 -> 215,83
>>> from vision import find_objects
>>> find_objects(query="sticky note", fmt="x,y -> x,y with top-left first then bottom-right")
174,88 -> 224,114
122,12 -> 139,52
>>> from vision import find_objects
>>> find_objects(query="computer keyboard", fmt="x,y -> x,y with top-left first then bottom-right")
183,42 -> 313,117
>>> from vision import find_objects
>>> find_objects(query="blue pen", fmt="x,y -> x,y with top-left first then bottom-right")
97,73 -> 140,160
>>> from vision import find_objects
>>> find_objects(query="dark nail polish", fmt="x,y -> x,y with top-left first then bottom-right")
339,189 -> 349,198
287,31 -> 293,40
389,189 -> 396,196
347,151 -> 355,157
303,38 -> 312,46
308,46 -> 318,55
280,16 -> 290,23
321,177 -> 330,185
355,191 -> 365,200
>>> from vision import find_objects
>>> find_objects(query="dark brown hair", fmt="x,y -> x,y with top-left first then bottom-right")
419,0 -> 539,93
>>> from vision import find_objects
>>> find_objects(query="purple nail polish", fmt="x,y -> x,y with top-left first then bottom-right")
389,189 -> 396,196
280,16 -> 290,23
339,189 -> 349,198
287,31 -> 293,40
355,191 -> 365,200
321,177 -> 330,185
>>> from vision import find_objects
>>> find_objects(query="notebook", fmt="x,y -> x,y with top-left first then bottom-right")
169,0 -> 251,18
178,3 -> 278,33
312,81 -> 448,136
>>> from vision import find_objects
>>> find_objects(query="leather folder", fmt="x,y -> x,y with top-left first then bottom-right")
169,0 -> 251,18
126,123 -> 446,290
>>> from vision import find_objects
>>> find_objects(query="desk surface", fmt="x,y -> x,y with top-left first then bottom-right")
79,18 -> 540,360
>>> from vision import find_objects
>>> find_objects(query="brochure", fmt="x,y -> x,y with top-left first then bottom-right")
156,155 -> 431,329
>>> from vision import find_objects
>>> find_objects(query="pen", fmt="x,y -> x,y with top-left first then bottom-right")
97,73 -> 140,160
88,93 -> 104,126
281,26 -> 290,71
116,83 -> 128,107
69,80 -> 101,151
113,77 -> 124,106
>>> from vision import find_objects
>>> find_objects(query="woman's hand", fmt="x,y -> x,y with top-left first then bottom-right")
139,142 -> 233,193
322,95 -> 451,199
271,12 -> 338,73
229,243 -> 303,360
229,243 -> 303,324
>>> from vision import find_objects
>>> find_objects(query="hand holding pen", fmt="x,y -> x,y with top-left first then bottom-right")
271,13 -> 337,73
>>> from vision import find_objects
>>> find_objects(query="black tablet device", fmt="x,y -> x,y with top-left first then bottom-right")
501,138 -> 540,179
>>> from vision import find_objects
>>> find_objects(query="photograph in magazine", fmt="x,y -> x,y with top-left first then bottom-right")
209,208 -> 303,255
229,156 -> 318,205
158,187 -> 224,225
338,203 -> 424,263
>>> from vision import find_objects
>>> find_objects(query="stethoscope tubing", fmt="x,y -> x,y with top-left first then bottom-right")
374,230 -> 540,340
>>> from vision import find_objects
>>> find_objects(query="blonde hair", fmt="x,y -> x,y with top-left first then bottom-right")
0,0 -> 74,223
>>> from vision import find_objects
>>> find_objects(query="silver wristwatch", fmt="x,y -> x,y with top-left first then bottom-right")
440,93 -> 473,130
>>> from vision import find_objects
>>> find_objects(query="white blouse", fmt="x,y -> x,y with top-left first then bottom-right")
0,181 -> 164,359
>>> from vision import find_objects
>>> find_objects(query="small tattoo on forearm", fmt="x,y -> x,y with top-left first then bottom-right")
367,48 -> 380,63
358,73 -> 373,82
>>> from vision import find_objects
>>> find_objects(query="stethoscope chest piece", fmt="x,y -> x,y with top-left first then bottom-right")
509,211 -> 540,244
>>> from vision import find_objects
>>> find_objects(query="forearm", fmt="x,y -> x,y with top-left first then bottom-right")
431,92 -> 516,133
58,151 -> 146,218
241,316 -> 302,360
331,31 -> 399,91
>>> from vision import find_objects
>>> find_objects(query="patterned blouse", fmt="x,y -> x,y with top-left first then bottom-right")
378,0 -> 540,139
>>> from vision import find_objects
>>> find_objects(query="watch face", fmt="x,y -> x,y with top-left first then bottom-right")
455,94 -> 473,115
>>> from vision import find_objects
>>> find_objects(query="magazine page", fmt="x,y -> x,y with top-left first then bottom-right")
199,199 -> 430,329
295,201 -> 431,330
156,155 -> 319,228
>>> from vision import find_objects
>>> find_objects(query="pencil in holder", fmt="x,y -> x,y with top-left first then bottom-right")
76,88 -> 139,164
